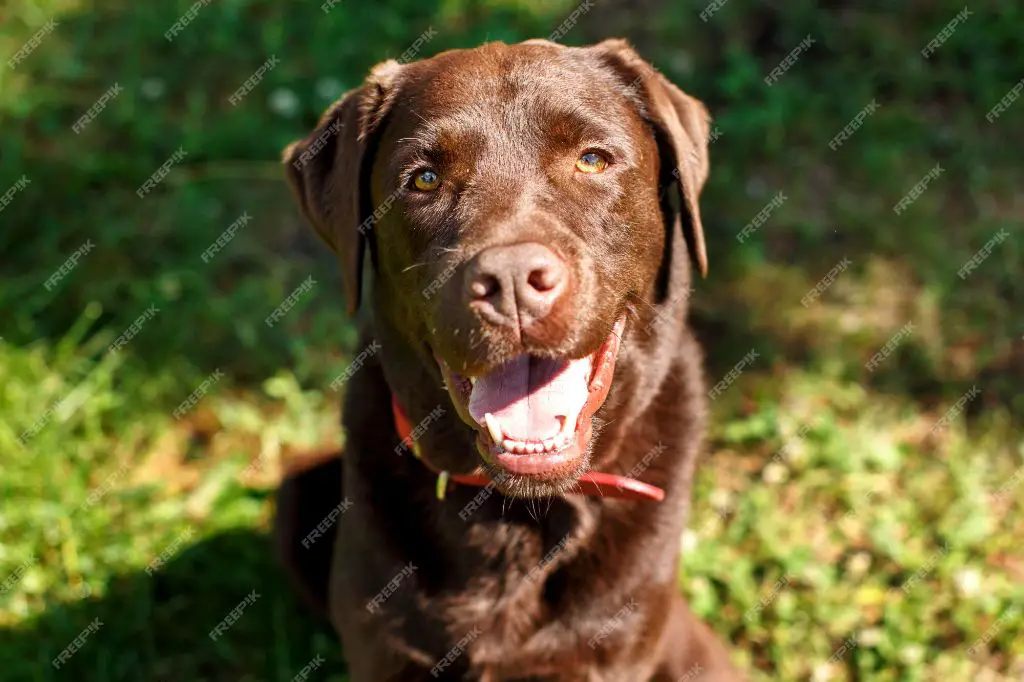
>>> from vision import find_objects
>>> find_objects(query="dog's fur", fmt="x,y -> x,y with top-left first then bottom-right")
275,38 -> 743,681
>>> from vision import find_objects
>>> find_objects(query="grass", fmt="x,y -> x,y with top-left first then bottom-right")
1,0 -> 1022,680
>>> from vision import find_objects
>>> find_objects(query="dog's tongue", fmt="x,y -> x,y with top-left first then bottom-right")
468,355 -> 592,442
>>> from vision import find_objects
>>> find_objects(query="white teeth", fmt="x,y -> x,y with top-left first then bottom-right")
496,428 -> 576,454
484,413 -> 503,444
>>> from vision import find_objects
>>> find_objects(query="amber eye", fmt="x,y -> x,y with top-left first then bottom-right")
412,169 -> 440,191
576,151 -> 608,174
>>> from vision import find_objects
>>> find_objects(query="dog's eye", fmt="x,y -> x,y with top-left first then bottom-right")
412,169 -> 441,191
576,152 -> 608,174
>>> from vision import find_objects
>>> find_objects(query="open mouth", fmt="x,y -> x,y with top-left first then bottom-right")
437,317 -> 626,480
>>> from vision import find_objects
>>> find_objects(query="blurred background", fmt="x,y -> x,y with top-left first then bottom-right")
1,0 -> 1022,680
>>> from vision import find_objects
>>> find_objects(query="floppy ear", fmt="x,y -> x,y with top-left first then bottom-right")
281,60 -> 403,315
590,39 -> 710,278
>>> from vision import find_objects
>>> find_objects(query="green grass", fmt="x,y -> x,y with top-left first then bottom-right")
1,0 -> 1022,680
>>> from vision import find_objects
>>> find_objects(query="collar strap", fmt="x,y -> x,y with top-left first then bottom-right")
391,395 -> 665,502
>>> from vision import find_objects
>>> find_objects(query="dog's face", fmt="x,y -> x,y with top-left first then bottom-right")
285,39 -> 710,497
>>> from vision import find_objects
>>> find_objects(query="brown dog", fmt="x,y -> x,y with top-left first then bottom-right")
276,38 -> 744,681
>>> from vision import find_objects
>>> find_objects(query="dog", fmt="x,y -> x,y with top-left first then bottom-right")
275,38 -> 744,681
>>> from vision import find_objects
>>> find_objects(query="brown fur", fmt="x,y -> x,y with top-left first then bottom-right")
276,38 -> 744,681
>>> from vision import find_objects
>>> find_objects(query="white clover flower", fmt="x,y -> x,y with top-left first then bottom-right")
269,87 -> 300,118
141,77 -> 166,101
954,568 -> 982,597
316,77 -> 344,100
763,461 -> 788,484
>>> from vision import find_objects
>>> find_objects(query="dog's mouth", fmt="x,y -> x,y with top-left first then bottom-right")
436,317 -> 626,484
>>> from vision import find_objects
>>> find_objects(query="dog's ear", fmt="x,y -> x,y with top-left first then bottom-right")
590,39 -> 710,278
282,60 -> 404,315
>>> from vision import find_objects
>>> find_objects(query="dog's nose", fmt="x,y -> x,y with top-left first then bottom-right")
465,243 -> 567,325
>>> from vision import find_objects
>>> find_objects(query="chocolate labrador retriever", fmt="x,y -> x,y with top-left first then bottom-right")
276,38 -> 743,681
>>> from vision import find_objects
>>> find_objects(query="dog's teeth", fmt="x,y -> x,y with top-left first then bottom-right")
469,376 -> 477,386
543,438 -> 555,451
484,413 -> 503,444
502,438 -> 515,452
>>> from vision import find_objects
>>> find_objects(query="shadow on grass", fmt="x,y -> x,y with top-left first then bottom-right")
0,528 -> 344,682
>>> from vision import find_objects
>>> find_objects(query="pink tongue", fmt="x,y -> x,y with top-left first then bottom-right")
468,355 -> 592,442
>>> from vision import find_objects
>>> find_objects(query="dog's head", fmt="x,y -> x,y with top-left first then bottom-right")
284,39 -> 710,497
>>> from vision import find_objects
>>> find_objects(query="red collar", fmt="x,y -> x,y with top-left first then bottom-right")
391,394 -> 665,502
